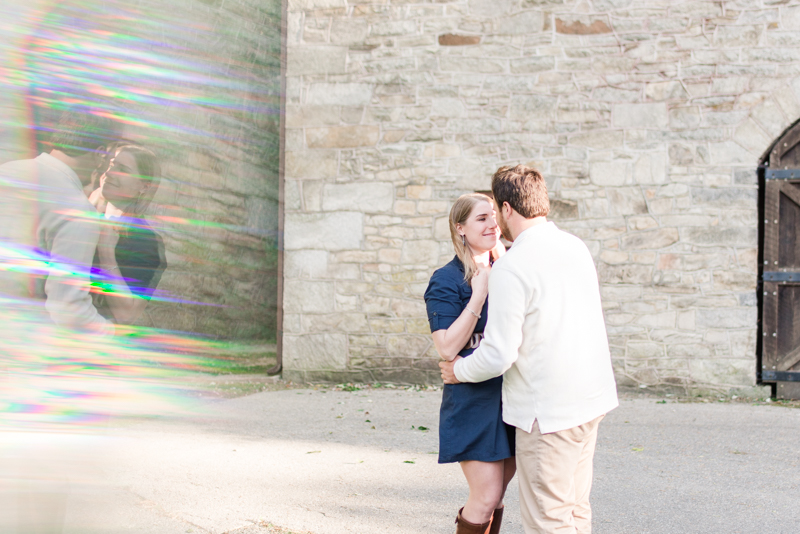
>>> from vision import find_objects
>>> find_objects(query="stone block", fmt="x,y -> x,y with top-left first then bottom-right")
657,253 -> 727,271
439,34 -> 481,46
607,187 -> 647,216
407,185 -> 433,200
714,25 -> 761,47
677,310 -> 695,331
633,153 -> 666,184
590,161 -> 628,186
733,118 -> 772,156
328,263 -> 361,280
690,187 -> 756,208
322,182 -> 394,212
386,335 -> 431,357
287,46 -> 347,75
669,107 -> 701,129
582,198 -> 609,218
286,105 -> 341,128
509,57 -> 555,73
285,212 -> 363,251
600,250 -> 628,264
307,83 -> 373,106
469,0 -> 514,17
510,94 -> 558,119
598,264 -> 653,284
284,280 -> 335,313
620,228 -> 679,250
627,342 -> 663,359
636,312 -> 676,328
370,20 -> 417,37
645,81 -> 688,101
285,179 -> 302,211
285,250 -> 328,279
627,216 -> 658,231
688,359 -> 754,387
391,298 -> 426,317
394,200 -> 416,216
302,312 -> 370,333
285,150 -> 338,179
378,248 -> 402,264
431,98 -> 466,118
549,199 -> 578,220
283,333 -> 348,371
434,217 -> 450,239
401,239 -> 440,265
712,271 -> 756,291
696,308 -> 757,329
303,180 -> 323,211
708,141 -> 758,165
418,201 -> 449,214
613,103 -> 668,129
307,125 -> 380,148
571,131 -> 624,150
330,19 -> 369,44
368,317 -> 404,334
555,17 -> 611,35
497,11 -> 545,34
440,57 -> 506,73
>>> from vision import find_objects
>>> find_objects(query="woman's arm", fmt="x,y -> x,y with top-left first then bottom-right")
96,224 -> 150,324
430,266 -> 490,361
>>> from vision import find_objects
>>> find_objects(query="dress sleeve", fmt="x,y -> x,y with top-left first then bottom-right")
423,270 -> 464,333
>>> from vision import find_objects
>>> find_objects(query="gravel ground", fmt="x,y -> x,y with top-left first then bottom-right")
41,385 -> 800,534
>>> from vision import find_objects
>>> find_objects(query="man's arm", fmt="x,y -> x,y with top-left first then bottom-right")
45,218 -> 113,335
450,268 -> 527,383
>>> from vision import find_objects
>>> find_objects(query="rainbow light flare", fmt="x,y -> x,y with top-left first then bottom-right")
0,0 -> 281,439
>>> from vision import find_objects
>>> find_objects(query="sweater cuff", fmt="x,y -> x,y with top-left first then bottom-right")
453,357 -> 470,383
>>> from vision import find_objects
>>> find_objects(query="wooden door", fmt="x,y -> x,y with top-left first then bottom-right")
763,127 -> 800,398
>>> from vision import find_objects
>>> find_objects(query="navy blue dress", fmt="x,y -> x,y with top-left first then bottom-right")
424,255 -> 515,464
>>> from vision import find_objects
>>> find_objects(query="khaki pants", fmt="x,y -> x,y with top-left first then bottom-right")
516,415 -> 604,534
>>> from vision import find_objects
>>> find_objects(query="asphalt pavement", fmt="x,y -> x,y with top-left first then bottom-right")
35,386 -> 800,533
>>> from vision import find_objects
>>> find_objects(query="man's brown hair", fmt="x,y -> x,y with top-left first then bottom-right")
491,164 -> 549,218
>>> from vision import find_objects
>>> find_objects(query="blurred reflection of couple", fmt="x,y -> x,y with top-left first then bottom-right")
0,108 -> 166,332
0,107 -> 168,533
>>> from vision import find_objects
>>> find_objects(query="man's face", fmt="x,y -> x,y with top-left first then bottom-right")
495,202 -> 513,242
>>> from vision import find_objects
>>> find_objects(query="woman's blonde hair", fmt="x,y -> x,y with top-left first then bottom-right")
449,192 -> 494,285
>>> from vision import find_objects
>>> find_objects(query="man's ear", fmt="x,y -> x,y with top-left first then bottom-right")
502,201 -> 513,218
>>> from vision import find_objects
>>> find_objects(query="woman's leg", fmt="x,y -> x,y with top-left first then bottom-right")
459,460 -> 505,524
497,456 -> 517,506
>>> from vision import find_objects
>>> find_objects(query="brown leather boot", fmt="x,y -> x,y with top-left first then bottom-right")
455,507 -> 492,534
487,506 -> 504,534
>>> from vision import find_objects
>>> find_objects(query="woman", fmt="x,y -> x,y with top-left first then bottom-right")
424,193 -> 515,534
89,142 -> 167,324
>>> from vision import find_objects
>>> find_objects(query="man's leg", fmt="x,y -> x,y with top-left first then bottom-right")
516,420 -> 581,534
516,417 -> 603,534
572,415 -> 603,534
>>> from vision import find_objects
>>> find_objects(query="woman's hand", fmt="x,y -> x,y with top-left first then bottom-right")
471,264 -> 491,302
88,187 -> 108,213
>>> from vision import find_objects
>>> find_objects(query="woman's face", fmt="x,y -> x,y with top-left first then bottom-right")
100,149 -> 145,206
458,200 -> 499,254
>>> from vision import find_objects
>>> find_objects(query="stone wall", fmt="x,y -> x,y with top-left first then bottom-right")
283,0 -> 800,390
1,1 -> 282,341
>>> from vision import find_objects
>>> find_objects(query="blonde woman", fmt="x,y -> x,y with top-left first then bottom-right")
424,193 -> 515,534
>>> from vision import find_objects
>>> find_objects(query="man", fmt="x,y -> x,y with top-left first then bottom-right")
0,108 -> 117,334
440,164 -> 618,534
